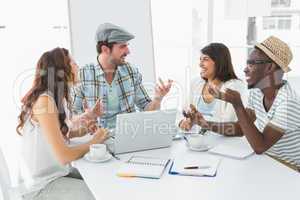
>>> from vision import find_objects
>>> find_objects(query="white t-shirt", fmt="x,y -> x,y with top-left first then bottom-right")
247,81 -> 300,167
19,93 -> 70,195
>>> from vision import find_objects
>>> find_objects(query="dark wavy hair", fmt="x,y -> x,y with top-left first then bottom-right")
96,41 -> 116,54
16,47 -> 75,136
201,43 -> 238,82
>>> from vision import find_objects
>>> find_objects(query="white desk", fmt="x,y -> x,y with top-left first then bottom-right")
72,134 -> 300,200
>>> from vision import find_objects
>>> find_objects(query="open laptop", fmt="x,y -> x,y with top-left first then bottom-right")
113,109 -> 177,154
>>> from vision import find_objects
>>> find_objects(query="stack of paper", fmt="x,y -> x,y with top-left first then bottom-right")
208,136 -> 254,159
116,155 -> 170,179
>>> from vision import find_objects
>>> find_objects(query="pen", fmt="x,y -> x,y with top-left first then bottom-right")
182,110 -> 189,118
198,129 -> 208,135
117,173 -> 135,178
184,166 -> 211,169
183,136 -> 188,142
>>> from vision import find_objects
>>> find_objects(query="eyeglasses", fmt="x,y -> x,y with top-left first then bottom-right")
246,60 -> 273,65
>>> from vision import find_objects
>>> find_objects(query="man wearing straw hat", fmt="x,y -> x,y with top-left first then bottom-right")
185,36 -> 300,171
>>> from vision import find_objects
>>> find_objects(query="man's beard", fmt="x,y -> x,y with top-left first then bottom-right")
108,55 -> 126,66
247,76 -> 279,90
247,70 -> 284,90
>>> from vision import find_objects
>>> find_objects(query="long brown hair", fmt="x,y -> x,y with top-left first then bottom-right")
16,47 -> 74,136
201,43 -> 238,82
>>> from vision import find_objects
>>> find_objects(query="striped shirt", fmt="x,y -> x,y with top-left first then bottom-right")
71,61 -> 152,128
247,80 -> 300,168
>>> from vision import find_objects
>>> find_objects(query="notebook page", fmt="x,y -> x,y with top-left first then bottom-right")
117,155 -> 170,178
208,136 -> 254,159
170,155 -> 220,176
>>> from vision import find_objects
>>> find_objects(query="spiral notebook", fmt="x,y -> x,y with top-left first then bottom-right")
116,155 -> 171,179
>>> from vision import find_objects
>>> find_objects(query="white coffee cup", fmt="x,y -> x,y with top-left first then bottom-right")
187,134 -> 206,148
89,144 -> 107,160
104,138 -> 115,153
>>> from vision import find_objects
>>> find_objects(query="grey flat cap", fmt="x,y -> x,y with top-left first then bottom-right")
95,23 -> 135,43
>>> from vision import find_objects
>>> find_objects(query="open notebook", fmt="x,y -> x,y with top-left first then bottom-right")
116,155 -> 170,179
169,155 -> 221,177
208,136 -> 254,159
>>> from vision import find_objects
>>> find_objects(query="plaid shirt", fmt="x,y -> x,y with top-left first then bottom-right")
71,61 -> 152,128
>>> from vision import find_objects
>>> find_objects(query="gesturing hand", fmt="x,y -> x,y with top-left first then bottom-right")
79,98 -> 104,134
83,98 -> 104,119
207,84 -> 243,108
183,104 -> 208,128
154,78 -> 173,100
179,118 -> 193,131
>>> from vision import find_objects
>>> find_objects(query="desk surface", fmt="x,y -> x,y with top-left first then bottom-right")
72,134 -> 300,200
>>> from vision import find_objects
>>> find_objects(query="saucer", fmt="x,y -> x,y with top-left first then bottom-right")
84,152 -> 112,163
186,143 -> 211,152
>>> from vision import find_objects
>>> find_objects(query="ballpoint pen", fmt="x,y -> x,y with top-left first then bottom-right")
198,129 -> 208,135
183,135 -> 188,143
184,165 -> 211,169
182,110 -> 189,118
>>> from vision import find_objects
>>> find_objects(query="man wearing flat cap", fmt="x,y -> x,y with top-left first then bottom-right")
72,23 -> 172,129
183,36 -> 300,171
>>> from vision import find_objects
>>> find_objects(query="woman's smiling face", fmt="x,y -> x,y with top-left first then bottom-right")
199,54 -> 216,80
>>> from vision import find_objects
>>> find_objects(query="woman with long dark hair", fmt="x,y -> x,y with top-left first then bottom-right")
17,47 -> 107,199
179,43 -> 247,135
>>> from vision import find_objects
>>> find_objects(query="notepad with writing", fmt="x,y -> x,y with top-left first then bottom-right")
116,155 -> 170,179
169,155 -> 221,177
208,136 -> 254,159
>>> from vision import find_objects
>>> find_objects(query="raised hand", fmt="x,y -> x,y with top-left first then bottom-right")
83,98 -> 104,119
154,77 -> 173,100
207,84 -> 243,108
207,83 -> 224,100
221,88 -> 243,108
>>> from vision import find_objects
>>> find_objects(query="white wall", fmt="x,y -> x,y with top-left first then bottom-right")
68,0 -> 156,84
0,0 -> 70,185
151,0 -> 192,109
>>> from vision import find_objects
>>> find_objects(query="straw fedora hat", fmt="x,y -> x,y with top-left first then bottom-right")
255,36 -> 293,73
